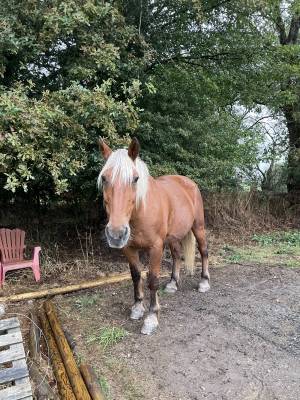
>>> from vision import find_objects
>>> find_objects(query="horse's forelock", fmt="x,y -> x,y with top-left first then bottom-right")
98,148 -> 149,207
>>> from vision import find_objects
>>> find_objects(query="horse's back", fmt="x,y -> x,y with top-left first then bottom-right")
156,175 -> 200,199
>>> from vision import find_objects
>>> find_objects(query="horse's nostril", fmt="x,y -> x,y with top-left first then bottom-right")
106,225 -> 129,241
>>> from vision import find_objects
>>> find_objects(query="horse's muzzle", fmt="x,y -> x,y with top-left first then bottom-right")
105,224 -> 130,249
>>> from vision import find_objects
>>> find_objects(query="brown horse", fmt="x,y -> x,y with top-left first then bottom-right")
98,138 -> 210,335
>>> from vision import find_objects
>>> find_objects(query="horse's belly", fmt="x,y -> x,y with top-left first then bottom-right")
166,202 -> 195,240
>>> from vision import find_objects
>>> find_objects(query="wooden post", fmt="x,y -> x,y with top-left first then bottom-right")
0,271 -> 164,303
80,364 -> 105,400
39,311 -> 76,400
44,301 -> 91,400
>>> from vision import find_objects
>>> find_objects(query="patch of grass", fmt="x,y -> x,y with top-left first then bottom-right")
158,286 -> 168,296
222,230 -> 300,268
99,376 -> 111,399
74,293 -> 101,310
226,252 -> 243,263
252,230 -> 300,246
87,326 -> 128,349
74,351 -> 83,365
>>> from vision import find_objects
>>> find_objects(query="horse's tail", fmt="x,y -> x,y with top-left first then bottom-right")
182,230 -> 196,276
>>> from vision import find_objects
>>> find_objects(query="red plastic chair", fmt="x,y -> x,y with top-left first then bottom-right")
0,228 -> 41,285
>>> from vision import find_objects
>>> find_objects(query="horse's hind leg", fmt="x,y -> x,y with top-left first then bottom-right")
165,239 -> 181,293
192,223 -> 210,293
123,247 -> 145,320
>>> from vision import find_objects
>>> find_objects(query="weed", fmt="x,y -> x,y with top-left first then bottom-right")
74,352 -> 83,365
99,376 -> 111,398
226,253 -> 243,263
74,293 -> 101,310
158,286 -> 167,296
87,326 -> 128,349
252,231 -> 300,246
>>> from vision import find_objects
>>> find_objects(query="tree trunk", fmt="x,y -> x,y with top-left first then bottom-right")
283,106 -> 300,196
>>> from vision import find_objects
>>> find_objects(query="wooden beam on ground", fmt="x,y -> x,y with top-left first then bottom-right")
39,310 -> 76,400
0,271 -> 161,303
44,301 -> 91,400
80,364 -> 105,400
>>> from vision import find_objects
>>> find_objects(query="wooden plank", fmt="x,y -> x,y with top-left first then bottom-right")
0,382 -> 32,400
10,327 -> 31,388
12,358 -> 30,385
0,366 -> 29,384
0,343 -> 24,364
0,317 -> 20,331
0,331 -> 22,347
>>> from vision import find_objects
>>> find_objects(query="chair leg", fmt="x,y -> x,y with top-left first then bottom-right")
32,246 -> 41,282
32,264 -> 41,282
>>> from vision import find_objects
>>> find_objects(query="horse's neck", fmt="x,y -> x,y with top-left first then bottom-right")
131,176 -> 158,223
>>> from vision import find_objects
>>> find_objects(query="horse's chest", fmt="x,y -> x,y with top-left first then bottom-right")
130,228 -> 157,249
130,230 -> 145,247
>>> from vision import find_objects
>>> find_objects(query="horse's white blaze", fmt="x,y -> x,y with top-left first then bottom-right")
98,148 -> 149,207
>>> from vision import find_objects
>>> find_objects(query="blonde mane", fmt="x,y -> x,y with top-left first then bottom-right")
97,149 -> 149,207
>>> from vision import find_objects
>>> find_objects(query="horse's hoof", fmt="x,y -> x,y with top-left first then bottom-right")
165,280 -> 177,293
198,278 -> 210,293
130,302 -> 145,320
141,314 -> 159,335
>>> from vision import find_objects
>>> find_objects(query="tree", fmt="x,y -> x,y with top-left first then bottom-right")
265,1 -> 300,193
0,0 -> 146,203
125,0 -> 300,194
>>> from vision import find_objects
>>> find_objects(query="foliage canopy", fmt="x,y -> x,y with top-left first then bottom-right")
0,0 -> 299,204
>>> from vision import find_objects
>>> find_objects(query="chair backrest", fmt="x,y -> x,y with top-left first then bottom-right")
0,228 -> 25,263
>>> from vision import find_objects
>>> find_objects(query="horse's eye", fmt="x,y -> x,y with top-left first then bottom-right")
102,175 -> 107,185
133,176 -> 139,184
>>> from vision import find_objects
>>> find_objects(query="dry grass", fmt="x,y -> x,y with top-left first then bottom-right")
0,191 -> 299,288
204,191 -> 299,234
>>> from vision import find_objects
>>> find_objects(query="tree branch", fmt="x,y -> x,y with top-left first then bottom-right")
287,14 -> 300,44
275,9 -> 287,45
246,115 -> 274,130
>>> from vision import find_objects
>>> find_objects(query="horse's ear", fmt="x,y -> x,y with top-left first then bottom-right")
99,138 -> 112,160
128,137 -> 140,161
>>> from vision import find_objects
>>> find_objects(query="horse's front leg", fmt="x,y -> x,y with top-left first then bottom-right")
141,242 -> 163,335
123,247 -> 145,320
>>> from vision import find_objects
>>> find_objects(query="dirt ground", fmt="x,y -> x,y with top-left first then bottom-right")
50,262 -> 300,400
1,229 -> 300,400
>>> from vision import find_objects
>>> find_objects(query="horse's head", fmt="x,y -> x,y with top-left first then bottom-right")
98,138 -> 149,249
